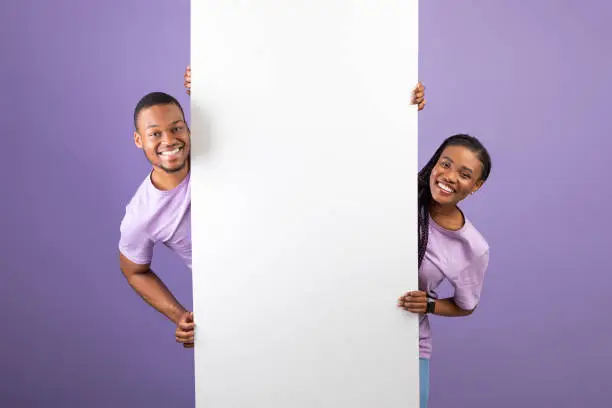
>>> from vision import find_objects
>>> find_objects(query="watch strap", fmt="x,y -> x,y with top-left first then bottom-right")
426,297 -> 436,314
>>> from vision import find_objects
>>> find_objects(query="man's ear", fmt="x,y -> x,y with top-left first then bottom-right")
133,131 -> 143,148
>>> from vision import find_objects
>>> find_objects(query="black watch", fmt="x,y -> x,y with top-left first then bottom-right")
425,297 -> 436,314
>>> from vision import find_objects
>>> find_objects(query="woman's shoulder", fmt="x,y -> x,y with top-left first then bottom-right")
462,217 -> 489,258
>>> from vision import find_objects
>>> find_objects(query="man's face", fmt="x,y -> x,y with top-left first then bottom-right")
134,103 -> 190,174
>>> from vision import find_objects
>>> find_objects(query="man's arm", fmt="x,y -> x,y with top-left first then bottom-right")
119,252 -> 187,325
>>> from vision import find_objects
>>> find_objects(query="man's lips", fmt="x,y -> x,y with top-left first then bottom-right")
158,146 -> 184,157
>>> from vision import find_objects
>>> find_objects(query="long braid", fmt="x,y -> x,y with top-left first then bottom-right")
417,134 -> 492,269
417,158 -> 437,268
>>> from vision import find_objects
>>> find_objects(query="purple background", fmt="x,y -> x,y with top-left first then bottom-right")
2,0 -> 611,407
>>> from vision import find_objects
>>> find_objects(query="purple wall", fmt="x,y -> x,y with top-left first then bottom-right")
2,0 -> 610,407
1,1 -> 194,407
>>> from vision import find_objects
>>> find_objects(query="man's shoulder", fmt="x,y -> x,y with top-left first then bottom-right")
117,173 -> 163,265
120,174 -> 156,234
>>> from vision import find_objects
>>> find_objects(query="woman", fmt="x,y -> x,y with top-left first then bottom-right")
398,134 -> 492,407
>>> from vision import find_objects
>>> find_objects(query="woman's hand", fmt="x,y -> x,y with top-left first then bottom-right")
411,82 -> 425,111
398,290 -> 428,313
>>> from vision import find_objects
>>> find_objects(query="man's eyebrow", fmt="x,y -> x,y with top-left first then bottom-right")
146,119 -> 184,129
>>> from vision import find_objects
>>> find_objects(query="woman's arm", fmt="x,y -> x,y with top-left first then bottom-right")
430,297 -> 475,317
398,291 -> 475,317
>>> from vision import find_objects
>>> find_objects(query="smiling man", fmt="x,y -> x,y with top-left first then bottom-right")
118,79 -> 426,349
119,92 -> 195,347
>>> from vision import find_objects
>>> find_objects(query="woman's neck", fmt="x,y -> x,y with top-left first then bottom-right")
429,202 -> 465,231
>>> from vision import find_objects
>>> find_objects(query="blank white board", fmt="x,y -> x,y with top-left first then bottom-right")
190,2 -> 419,407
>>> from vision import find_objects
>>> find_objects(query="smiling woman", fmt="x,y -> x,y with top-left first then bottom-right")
398,134 -> 492,407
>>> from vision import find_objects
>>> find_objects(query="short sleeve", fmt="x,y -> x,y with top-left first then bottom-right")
118,209 -> 154,265
451,250 -> 489,311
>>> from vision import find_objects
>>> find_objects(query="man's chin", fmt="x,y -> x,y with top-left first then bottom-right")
159,161 -> 188,174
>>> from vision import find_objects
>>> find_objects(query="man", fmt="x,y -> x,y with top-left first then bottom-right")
119,91 -> 195,347
118,68 -> 426,348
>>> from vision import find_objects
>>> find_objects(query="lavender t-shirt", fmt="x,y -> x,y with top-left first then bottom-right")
418,214 -> 489,359
119,172 -> 192,269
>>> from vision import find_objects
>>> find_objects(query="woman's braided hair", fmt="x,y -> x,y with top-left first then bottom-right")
418,134 -> 492,267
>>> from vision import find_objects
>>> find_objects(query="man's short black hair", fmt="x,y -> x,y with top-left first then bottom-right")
133,92 -> 186,130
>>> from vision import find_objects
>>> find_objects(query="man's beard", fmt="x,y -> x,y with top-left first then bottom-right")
159,160 -> 188,174
144,150 -> 190,174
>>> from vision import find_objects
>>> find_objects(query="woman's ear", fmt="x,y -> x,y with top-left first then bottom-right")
471,180 -> 484,195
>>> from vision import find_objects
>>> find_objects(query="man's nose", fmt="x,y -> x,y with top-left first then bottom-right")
161,131 -> 178,145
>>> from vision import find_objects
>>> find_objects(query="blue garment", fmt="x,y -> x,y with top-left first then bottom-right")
420,358 -> 430,408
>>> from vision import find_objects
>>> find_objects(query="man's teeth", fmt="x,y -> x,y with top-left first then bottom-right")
437,182 -> 454,193
160,147 -> 181,156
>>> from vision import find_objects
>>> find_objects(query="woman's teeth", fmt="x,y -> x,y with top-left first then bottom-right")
437,182 -> 454,193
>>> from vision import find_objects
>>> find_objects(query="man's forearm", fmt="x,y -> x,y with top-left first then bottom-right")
126,269 -> 187,324
432,297 -> 474,317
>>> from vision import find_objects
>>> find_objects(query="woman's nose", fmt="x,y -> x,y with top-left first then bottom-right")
444,172 -> 458,184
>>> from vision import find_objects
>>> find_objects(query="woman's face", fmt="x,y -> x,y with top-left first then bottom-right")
429,145 -> 484,206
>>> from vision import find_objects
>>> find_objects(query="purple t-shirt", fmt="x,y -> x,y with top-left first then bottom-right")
418,214 -> 489,359
119,172 -> 192,269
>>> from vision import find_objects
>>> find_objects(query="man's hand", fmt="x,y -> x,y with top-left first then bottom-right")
411,82 -> 426,111
184,65 -> 191,95
398,290 -> 428,313
175,311 -> 195,348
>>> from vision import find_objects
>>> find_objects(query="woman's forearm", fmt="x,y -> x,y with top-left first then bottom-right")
432,297 -> 474,317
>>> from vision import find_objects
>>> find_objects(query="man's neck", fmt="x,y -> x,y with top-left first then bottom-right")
150,164 -> 190,191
